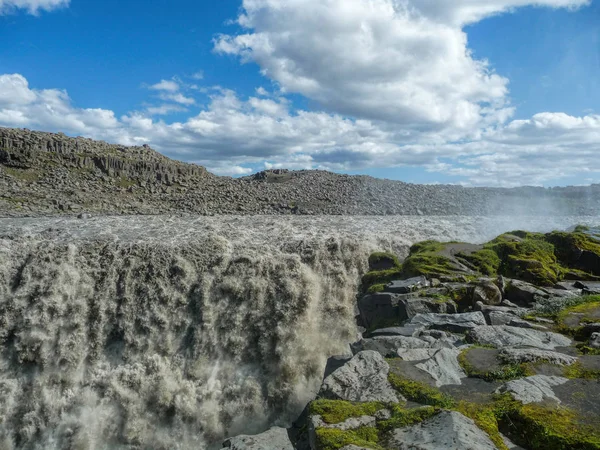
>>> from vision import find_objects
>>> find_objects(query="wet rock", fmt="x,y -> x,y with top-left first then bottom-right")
222,427 -> 294,450
497,375 -> 569,404
467,325 -> 572,350
356,293 -> 403,330
410,312 -> 486,333
318,351 -> 401,403
388,411 -> 497,450
385,276 -> 428,294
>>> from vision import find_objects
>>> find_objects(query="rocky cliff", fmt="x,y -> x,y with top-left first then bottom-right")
2,127 -> 599,217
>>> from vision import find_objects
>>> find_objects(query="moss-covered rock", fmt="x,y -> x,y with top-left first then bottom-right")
365,227 -> 600,289
310,400 -> 385,425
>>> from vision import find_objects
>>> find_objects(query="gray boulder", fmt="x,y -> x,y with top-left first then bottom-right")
318,351 -> 401,403
222,427 -> 294,450
410,312 -> 486,333
414,348 -> 467,387
385,276 -> 429,294
590,332 -> 600,349
472,279 -> 502,306
357,293 -> 403,329
497,375 -> 569,404
505,280 -> 549,306
468,325 -> 571,350
400,297 -> 458,320
388,411 -> 497,450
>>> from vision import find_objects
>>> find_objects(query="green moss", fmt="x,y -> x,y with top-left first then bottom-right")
401,253 -> 456,278
314,427 -> 381,450
456,249 -> 501,276
388,373 -> 455,408
309,400 -> 385,425
458,348 -> 534,381
504,402 -> 600,449
377,405 -> 438,432
547,231 -> 600,274
554,296 -> 600,338
368,252 -> 401,271
576,344 -> 600,356
361,268 -> 403,292
366,284 -> 386,294
563,361 -> 600,380
486,235 -> 561,286
456,401 -> 509,450
409,240 -> 446,254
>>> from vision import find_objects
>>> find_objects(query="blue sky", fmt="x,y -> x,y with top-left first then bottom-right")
0,0 -> 599,186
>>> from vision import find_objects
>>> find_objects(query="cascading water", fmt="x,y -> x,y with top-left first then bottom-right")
0,215 -> 598,450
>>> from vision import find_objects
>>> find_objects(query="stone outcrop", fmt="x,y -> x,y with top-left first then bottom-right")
2,127 -> 600,217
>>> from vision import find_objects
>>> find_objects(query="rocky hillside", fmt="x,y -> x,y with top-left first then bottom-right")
1,127 -> 600,217
223,227 -> 600,450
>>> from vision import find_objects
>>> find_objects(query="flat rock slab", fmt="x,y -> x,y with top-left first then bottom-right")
552,379 -> 600,428
467,325 -> 572,350
461,347 -> 504,374
410,312 -> 486,333
414,348 -> 467,387
222,427 -> 294,450
351,335 -> 454,357
499,348 -> 577,366
441,377 -> 502,405
319,350 -> 401,403
497,375 -> 569,404
385,276 -> 428,294
369,325 -> 424,338
388,410 -> 497,450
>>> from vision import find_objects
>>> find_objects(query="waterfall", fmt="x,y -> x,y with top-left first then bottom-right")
0,215 -> 596,449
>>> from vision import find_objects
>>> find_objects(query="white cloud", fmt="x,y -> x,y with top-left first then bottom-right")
149,80 -> 180,92
191,71 -> 204,80
215,0 -> 588,140
0,1 -> 596,186
158,92 -> 196,105
3,72 -> 600,186
145,104 -> 187,116
0,0 -> 68,15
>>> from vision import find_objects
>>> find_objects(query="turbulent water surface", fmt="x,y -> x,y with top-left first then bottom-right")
1,215 -> 599,450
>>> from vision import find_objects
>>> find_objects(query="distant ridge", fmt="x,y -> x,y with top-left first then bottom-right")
1,127 -> 599,217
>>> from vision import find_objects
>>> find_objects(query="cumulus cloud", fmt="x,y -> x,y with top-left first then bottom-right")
0,0 -> 597,186
0,0 -> 68,15
149,80 -> 180,92
2,72 -> 600,186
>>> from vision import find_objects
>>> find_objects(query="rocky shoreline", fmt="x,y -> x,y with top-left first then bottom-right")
2,127 -> 600,217
222,227 -> 600,449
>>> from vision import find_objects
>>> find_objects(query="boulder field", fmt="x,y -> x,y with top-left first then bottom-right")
222,227 -> 600,449
2,127 -> 600,217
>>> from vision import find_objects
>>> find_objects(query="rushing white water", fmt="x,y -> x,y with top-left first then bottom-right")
0,215 -> 598,450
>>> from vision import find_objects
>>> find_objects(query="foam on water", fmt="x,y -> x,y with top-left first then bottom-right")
0,215 -> 598,449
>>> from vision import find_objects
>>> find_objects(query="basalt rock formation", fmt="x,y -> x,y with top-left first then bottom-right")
226,228 -> 600,450
2,127 -> 600,217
